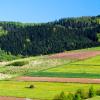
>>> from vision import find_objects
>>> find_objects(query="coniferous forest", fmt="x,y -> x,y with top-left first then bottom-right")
0,15 -> 100,56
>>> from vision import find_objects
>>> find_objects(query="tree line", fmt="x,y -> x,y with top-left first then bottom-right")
0,15 -> 100,56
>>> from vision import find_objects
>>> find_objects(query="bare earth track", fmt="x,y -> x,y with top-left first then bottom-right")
49,51 -> 100,59
0,96 -> 29,100
16,76 -> 100,84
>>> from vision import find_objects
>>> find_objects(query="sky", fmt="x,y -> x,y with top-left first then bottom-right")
0,0 -> 99,23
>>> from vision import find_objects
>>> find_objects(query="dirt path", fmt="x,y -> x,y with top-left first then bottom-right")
0,96 -> 32,100
16,76 -> 100,84
49,51 -> 100,59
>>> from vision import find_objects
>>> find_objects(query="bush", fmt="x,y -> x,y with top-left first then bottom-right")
75,89 -> 88,99
67,93 -> 74,100
53,87 -> 97,100
7,60 -> 28,66
29,85 -> 35,88
74,93 -> 81,100
53,92 -> 67,100
0,48 -> 21,61
96,89 -> 100,95
53,95 -> 61,100
88,86 -> 95,98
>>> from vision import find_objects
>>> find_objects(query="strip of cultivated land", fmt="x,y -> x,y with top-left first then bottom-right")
1,47 -> 100,79
0,81 -> 99,100
15,77 -> 100,84
0,96 -> 30,100
24,52 -> 100,78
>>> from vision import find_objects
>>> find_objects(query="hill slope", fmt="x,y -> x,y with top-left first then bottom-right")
0,15 -> 100,56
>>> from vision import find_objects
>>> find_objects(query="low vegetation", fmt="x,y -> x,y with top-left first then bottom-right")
0,47 -> 100,79
0,49 -> 21,61
0,81 -> 100,100
0,56 -> 72,75
44,55 -> 100,78
0,47 -> 100,99
53,86 -> 100,100
7,60 -> 29,66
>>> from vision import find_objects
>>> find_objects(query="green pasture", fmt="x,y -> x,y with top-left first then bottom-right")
0,56 -> 72,76
0,81 -> 99,100
46,64 -> 100,74
43,55 -> 100,78
0,46 -> 100,78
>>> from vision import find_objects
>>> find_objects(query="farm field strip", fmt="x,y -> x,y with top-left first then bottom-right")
0,56 -> 72,76
0,81 -> 100,100
15,76 -> 100,83
0,96 -> 32,100
49,51 -> 100,60
24,72 -> 100,78
1,48 -> 100,79
45,64 -> 100,74
45,55 -> 100,78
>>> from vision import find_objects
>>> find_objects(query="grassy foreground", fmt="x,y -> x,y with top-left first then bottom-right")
0,81 -> 100,99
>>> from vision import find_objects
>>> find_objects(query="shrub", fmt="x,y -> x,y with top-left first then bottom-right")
67,93 -> 74,100
88,86 -> 95,98
53,87 -> 97,100
7,60 -> 28,66
0,48 -> 21,61
29,85 -> 34,88
53,91 -> 67,100
75,89 -> 88,99
74,93 -> 81,100
53,95 -> 61,100
96,89 -> 100,95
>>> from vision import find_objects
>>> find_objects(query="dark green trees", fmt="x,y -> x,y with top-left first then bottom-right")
0,16 -> 100,56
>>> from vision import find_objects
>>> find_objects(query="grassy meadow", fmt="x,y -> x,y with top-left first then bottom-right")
0,81 -> 99,99
0,47 -> 100,99
0,47 -> 100,78
25,55 -> 100,78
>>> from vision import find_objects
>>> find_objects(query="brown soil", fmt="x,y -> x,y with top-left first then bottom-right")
0,96 -> 27,100
49,51 -> 100,59
16,76 -> 100,84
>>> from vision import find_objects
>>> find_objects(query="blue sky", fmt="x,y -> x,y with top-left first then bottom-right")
0,0 -> 99,23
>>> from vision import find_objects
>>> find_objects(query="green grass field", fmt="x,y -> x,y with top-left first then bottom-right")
72,55 -> 100,65
0,81 -> 99,100
25,72 -> 100,78
0,47 -> 100,100
0,47 -> 100,79
46,64 -> 100,74
26,56 -> 100,78
0,56 -> 72,76
42,55 -> 100,78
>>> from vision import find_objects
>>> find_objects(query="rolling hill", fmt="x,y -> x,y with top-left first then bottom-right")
0,15 -> 100,56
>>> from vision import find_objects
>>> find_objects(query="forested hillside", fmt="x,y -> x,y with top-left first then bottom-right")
0,15 -> 100,56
